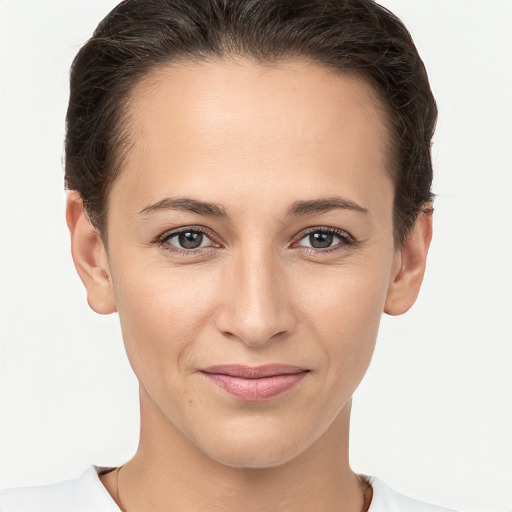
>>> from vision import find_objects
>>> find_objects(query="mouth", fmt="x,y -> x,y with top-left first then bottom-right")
199,364 -> 309,402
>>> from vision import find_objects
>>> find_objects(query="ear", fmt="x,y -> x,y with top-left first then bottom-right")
66,192 -> 117,315
384,211 -> 433,316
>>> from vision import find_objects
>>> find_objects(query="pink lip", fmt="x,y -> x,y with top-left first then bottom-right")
200,364 -> 309,402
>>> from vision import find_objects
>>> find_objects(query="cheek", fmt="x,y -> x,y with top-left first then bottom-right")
110,261 -> 220,383
301,259 -> 390,334
297,261 -> 390,383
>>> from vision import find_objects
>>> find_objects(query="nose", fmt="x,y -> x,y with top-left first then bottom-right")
215,247 -> 296,348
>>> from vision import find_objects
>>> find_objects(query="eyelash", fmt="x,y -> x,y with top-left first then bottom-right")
295,227 -> 357,254
155,226 -> 357,257
155,226 -> 220,257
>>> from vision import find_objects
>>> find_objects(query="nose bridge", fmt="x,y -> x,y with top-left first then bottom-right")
216,242 -> 294,347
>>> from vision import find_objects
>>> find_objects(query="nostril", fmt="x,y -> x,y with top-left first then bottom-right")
216,312 -> 295,348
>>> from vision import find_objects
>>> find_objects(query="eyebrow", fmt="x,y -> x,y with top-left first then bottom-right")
138,195 -> 368,218
286,196 -> 368,216
138,197 -> 228,217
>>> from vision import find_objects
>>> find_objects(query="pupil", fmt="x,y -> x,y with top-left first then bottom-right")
310,232 -> 333,249
178,231 -> 203,249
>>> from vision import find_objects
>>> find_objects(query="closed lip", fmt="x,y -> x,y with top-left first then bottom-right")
199,364 -> 309,401
200,364 -> 309,378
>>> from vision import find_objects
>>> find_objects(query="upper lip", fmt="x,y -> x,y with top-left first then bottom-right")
200,364 -> 308,379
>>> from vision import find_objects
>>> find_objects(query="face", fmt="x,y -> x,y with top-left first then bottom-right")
71,59 -> 426,469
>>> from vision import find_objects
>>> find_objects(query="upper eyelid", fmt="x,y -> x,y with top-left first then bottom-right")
296,226 -> 350,237
156,225 -> 354,251
158,225 -> 217,243
292,226 -> 353,245
158,225 -> 350,239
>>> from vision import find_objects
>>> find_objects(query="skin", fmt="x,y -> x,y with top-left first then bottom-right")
67,59 -> 432,512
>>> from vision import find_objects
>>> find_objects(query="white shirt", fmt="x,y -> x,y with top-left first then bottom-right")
0,466 -> 457,511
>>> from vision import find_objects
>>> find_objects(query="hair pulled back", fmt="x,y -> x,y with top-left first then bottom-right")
65,0 -> 437,245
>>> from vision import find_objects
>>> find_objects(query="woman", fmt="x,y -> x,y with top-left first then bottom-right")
0,0 -> 455,510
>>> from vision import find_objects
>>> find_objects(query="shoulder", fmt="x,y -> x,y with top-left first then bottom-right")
0,467 -> 120,512
368,477 -> 459,512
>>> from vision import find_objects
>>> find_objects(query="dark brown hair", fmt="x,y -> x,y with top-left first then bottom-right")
65,0 -> 437,245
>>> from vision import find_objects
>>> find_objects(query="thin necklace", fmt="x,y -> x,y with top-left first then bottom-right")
115,466 -> 127,512
115,466 -> 372,512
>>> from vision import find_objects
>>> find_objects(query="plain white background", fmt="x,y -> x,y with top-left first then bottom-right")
0,1 -> 511,511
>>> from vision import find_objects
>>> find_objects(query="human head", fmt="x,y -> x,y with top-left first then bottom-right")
65,0 -> 435,471
65,0 -> 437,247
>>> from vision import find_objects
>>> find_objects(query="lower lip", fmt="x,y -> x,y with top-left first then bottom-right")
201,372 -> 307,402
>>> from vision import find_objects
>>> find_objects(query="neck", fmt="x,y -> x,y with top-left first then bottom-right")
102,387 -> 366,512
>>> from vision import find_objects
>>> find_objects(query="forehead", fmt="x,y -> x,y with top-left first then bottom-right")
127,58 -> 390,148
114,59 -> 393,218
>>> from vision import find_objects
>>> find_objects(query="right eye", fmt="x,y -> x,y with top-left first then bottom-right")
158,227 -> 219,255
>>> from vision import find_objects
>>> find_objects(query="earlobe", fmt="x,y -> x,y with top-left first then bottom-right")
384,211 -> 433,316
66,192 -> 117,315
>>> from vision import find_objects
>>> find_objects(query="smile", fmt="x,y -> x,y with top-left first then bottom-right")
200,365 -> 309,402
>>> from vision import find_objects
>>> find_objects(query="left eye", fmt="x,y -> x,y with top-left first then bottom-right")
296,229 -> 349,250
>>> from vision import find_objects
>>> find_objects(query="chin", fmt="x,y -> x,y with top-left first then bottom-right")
189,416 -> 322,469
206,441 -> 303,469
